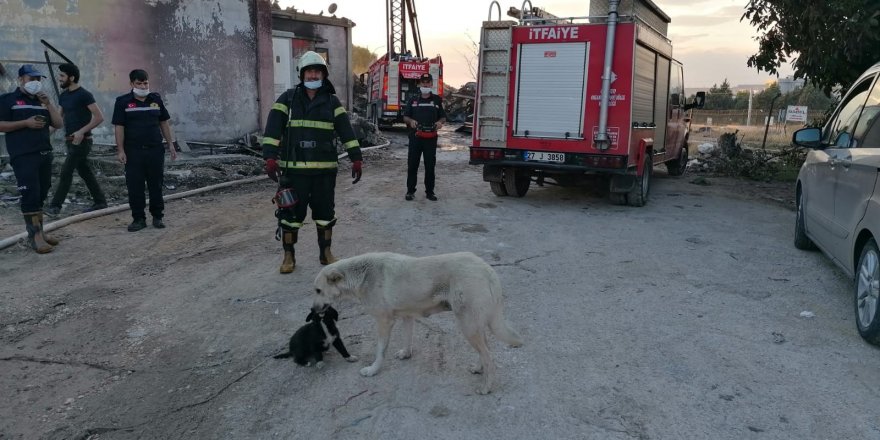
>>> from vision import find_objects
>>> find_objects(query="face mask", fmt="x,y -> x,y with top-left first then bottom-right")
304,80 -> 322,90
419,87 -> 433,94
132,87 -> 150,98
23,81 -> 42,95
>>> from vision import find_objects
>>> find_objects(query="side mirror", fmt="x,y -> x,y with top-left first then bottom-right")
683,91 -> 705,111
792,127 -> 822,149
693,91 -> 706,109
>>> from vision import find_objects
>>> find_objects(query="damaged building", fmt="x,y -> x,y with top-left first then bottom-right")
0,0 -> 357,160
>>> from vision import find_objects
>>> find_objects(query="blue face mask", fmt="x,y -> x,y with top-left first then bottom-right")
304,80 -> 322,90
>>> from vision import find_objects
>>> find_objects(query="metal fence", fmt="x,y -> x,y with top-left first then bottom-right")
690,109 -> 827,127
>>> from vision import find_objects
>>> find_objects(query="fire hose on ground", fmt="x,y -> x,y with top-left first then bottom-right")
0,141 -> 390,251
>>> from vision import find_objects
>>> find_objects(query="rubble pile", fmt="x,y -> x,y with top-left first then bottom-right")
687,131 -> 806,181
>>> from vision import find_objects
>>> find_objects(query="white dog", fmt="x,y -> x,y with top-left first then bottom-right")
312,252 -> 523,394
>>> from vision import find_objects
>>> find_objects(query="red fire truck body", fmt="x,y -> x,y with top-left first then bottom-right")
470,1 -> 703,205
366,54 -> 443,126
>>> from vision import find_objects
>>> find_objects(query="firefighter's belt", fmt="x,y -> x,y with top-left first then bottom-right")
297,140 -> 331,149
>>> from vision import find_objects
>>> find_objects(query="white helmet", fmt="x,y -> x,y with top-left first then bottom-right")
297,51 -> 328,81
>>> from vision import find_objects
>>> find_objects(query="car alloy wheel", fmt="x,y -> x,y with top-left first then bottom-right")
856,238 -> 880,344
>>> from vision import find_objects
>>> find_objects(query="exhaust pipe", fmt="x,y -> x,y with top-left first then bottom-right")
595,0 -> 619,150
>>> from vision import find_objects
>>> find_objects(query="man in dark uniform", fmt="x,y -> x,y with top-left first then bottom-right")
261,51 -> 363,274
403,72 -> 446,201
0,65 -> 63,254
46,63 -> 107,215
111,69 -> 177,232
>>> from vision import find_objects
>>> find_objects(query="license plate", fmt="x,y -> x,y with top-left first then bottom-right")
524,151 -> 565,163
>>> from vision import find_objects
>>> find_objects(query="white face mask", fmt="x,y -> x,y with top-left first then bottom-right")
419,87 -> 433,94
132,87 -> 150,98
23,81 -> 42,95
304,80 -> 322,90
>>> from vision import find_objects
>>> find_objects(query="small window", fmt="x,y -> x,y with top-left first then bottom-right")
669,64 -> 684,107
315,48 -> 330,66
824,76 -> 874,147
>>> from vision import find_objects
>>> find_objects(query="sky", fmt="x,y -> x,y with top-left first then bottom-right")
279,0 -> 795,89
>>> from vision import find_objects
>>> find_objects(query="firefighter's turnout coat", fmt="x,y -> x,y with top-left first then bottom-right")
262,81 -> 362,174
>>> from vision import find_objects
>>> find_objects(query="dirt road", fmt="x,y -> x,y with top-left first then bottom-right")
2,129 -> 878,439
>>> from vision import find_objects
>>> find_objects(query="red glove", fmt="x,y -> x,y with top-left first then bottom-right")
265,158 -> 279,182
351,160 -> 362,184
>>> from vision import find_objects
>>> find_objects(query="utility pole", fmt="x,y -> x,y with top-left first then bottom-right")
746,89 -> 753,126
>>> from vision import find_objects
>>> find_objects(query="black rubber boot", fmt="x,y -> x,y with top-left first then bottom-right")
280,229 -> 297,274
317,226 -> 337,265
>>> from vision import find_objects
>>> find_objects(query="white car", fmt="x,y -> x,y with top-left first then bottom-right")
793,61 -> 880,345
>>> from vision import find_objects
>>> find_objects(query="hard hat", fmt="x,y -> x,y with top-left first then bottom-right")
298,51 -> 328,80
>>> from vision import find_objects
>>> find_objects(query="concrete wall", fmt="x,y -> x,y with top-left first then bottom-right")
0,0 -> 274,144
272,12 -> 354,110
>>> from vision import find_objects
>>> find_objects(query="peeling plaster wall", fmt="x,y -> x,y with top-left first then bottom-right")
0,0 -> 274,144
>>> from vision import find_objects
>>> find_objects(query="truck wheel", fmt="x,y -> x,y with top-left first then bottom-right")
608,192 -> 627,205
626,155 -> 651,207
855,238 -> 880,345
490,182 -> 508,196
666,143 -> 688,176
794,189 -> 816,250
504,169 -> 530,197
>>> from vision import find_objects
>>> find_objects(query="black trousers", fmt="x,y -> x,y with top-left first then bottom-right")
125,146 -> 165,220
11,150 -> 53,213
406,135 -> 437,194
50,139 -> 106,208
277,171 -> 337,231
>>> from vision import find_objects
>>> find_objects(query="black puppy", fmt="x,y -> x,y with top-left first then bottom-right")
274,306 -> 358,368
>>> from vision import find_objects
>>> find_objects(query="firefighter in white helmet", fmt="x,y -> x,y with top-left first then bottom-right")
261,51 -> 363,273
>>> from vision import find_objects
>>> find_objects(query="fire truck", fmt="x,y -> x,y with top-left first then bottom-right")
470,0 -> 705,206
365,0 -> 443,126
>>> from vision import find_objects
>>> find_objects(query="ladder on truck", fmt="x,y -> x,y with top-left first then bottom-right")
476,2 -> 515,147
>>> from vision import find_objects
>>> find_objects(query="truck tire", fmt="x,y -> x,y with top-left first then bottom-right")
626,155 -> 651,207
794,189 -> 816,250
666,143 -> 688,176
608,192 -> 627,205
490,182 -> 508,196
504,169 -> 530,197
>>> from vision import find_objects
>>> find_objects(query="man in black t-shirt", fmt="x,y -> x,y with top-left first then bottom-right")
402,73 -> 446,201
46,63 -> 107,215
111,69 -> 177,232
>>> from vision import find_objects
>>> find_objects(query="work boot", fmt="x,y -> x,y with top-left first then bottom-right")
36,211 -> 59,246
128,218 -> 147,232
23,212 -> 53,254
317,226 -> 337,265
280,229 -> 297,274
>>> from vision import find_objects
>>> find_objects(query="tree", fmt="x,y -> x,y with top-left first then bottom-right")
352,45 -> 377,75
743,0 -> 880,94
734,90 -> 751,110
705,78 -> 735,110
752,82 -> 782,111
